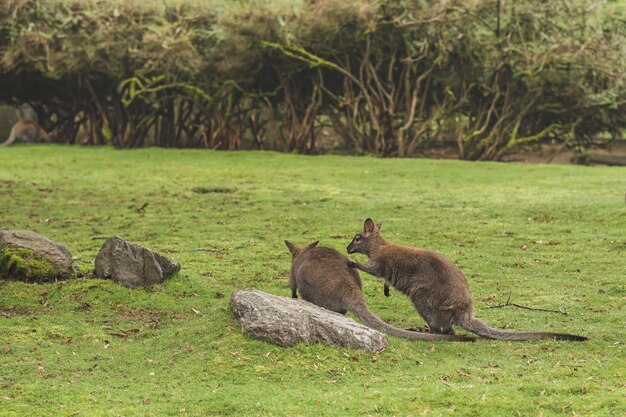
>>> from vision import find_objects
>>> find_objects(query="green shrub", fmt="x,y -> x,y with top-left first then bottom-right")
0,0 -> 623,159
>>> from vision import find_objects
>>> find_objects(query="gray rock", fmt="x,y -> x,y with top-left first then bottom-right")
94,236 -> 180,288
0,229 -> 80,282
231,290 -> 388,353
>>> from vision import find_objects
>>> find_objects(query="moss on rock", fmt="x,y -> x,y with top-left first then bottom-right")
0,244 -> 66,282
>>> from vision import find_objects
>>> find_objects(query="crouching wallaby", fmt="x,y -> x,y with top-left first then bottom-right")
346,219 -> 587,342
285,240 -> 473,342
1,120 -> 50,147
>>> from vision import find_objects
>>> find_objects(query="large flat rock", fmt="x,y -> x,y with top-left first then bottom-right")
231,290 -> 388,353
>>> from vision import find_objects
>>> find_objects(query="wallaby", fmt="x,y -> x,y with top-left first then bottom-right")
285,240 -> 473,342
346,219 -> 587,341
1,120 -> 50,147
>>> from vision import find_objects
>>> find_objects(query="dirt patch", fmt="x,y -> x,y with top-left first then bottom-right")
0,307 -> 34,317
415,142 -> 626,165
191,187 -> 237,194
109,302 -> 191,329
503,142 -> 626,165
317,126 -> 626,165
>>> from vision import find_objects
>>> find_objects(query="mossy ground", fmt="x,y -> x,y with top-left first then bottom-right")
0,245 -> 63,283
0,146 -> 624,416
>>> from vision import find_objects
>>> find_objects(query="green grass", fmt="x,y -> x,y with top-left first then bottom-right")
0,146 -> 624,416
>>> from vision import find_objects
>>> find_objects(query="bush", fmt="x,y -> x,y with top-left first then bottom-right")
0,0 -> 624,160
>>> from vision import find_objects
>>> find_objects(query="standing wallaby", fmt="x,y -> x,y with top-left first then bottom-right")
1,120 -> 50,147
285,240 -> 473,342
346,219 -> 587,341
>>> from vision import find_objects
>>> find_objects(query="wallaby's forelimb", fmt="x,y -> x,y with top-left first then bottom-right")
349,261 -> 391,296
348,261 -> 377,276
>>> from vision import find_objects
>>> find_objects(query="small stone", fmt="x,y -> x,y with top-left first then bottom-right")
94,236 -> 180,288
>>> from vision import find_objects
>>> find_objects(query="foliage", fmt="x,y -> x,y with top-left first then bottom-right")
0,0 -> 624,159
0,146 -> 625,415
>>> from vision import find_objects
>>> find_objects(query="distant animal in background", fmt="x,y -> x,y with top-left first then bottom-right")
285,240 -> 473,342
347,218 -> 587,341
1,119 -> 50,147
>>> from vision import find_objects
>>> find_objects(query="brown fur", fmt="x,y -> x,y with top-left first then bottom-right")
285,240 -> 473,342
346,219 -> 587,341
1,120 -> 50,147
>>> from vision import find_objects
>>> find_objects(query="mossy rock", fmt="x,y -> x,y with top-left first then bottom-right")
0,245 -> 64,282
0,229 -> 80,283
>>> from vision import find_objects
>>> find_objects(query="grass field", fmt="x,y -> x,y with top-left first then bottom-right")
0,146 -> 624,416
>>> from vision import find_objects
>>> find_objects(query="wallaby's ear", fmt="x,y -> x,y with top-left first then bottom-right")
364,218 -> 375,234
285,240 -> 298,255
376,222 -> 383,231
304,241 -> 319,251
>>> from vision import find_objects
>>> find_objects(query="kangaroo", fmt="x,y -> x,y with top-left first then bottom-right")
285,240 -> 473,342
1,120 -> 50,147
346,219 -> 587,341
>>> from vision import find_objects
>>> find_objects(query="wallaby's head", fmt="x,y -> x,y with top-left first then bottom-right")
347,218 -> 384,255
285,240 -> 319,260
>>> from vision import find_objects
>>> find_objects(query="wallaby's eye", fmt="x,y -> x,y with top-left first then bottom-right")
355,235 -> 362,242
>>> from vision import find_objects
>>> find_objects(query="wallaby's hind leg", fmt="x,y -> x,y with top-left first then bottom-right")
289,272 -> 298,298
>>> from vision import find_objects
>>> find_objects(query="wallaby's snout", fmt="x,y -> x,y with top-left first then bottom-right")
346,236 -> 360,254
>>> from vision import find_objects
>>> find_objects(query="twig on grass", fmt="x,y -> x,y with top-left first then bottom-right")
486,290 -> 568,315
167,242 -> 250,254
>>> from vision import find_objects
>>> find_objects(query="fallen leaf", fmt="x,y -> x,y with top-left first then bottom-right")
191,308 -> 201,315
143,397 -> 149,405
536,240 -> 561,245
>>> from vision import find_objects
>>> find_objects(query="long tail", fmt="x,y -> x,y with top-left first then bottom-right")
351,302 -> 474,342
461,317 -> 587,341
1,134 -> 16,147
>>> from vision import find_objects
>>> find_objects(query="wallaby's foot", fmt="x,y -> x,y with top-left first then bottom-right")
405,324 -> 430,333
384,284 -> 390,297
457,335 -> 476,342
